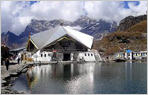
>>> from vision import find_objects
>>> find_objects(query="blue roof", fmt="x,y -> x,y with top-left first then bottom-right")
126,50 -> 132,53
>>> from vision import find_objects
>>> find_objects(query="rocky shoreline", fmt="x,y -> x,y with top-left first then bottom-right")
1,62 -> 33,94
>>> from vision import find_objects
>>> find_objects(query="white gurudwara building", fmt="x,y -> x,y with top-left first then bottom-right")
26,25 -> 102,62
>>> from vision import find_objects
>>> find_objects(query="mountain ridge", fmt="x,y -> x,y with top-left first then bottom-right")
2,16 -> 117,49
93,15 -> 147,55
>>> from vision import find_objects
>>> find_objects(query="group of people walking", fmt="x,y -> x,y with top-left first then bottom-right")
4,57 -> 22,70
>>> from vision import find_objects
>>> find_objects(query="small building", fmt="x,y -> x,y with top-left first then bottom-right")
115,52 -> 124,59
125,50 -> 133,60
133,51 -> 147,59
115,50 -> 147,60
9,46 -> 26,60
9,47 -> 26,55
26,25 -> 101,62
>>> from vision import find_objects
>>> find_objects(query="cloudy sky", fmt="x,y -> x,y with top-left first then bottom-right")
1,1 -> 147,35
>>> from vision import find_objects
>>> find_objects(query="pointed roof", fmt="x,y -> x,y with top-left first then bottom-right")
30,25 -> 94,49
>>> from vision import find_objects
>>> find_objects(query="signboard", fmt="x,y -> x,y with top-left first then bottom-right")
53,50 -> 57,52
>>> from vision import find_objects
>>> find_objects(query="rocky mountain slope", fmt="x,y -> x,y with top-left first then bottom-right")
20,16 -> 117,38
2,16 -> 117,49
118,15 -> 147,31
93,15 -> 147,56
1,31 -> 20,48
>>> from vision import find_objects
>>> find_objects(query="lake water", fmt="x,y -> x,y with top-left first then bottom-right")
11,62 -> 147,94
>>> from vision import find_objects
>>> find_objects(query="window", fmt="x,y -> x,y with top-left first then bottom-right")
41,54 -> 43,57
88,53 -> 89,56
85,53 -> 87,56
141,53 -> 143,56
91,54 -> 93,56
44,54 -> 46,57
48,53 -> 50,56
143,53 -> 145,56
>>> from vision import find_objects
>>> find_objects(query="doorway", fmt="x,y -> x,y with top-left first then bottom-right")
63,53 -> 70,61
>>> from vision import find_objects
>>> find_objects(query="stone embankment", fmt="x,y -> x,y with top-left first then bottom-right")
1,61 -> 33,94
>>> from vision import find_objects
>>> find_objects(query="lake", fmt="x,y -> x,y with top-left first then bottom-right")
10,62 -> 147,94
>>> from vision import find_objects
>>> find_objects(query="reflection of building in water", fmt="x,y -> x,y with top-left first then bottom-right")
26,65 -> 53,88
26,67 -> 39,89
65,63 -> 95,94
25,25 -> 102,62
51,64 -> 64,78
94,62 -> 102,76
26,63 -> 96,91
63,64 -> 71,79
125,62 -> 133,82
52,65 -> 57,78
26,73 -> 37,89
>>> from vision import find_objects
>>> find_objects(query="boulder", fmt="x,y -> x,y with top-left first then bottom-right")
10,72 -> 18,76
21,68 -> 28,73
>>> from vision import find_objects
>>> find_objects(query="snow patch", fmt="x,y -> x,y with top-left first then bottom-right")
66,25 -> 82,31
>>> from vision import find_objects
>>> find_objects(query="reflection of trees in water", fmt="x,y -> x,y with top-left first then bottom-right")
26,67 -> 38,89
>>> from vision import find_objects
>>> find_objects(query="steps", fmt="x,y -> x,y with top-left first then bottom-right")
93,50 -> 102,62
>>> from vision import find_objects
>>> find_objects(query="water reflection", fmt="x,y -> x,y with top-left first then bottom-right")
125,62 -> 132,81
65,63 -> 95,94
11,62 -> 147,94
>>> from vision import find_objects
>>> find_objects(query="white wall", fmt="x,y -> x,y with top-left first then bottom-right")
77,52 -> 96,61
133,51 -> 147,59
32,50 -> 53,62
32,51 -> 96,62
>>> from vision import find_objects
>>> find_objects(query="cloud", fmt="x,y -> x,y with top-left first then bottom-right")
30,1 -> 85,21
128,1 -> 147,16
1,1 -> 147,35
1,1 -> 85,35
84,1 -> 147,24
1,1 -> 32,35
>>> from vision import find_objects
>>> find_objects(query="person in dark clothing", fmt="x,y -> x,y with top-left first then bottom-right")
5,58 -> 10,70
17,57 -> 20,64
20,57 -> 23,64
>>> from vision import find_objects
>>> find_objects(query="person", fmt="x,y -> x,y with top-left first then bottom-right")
20,57 -> 22,64
5,58 -> 10,70
17,57 -> 20,64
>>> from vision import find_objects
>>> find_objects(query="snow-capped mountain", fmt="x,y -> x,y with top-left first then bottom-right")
1,16 -> 117,48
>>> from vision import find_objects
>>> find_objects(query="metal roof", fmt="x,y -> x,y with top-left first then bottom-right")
30,25 -> 94,49
10,46 -> 26,51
